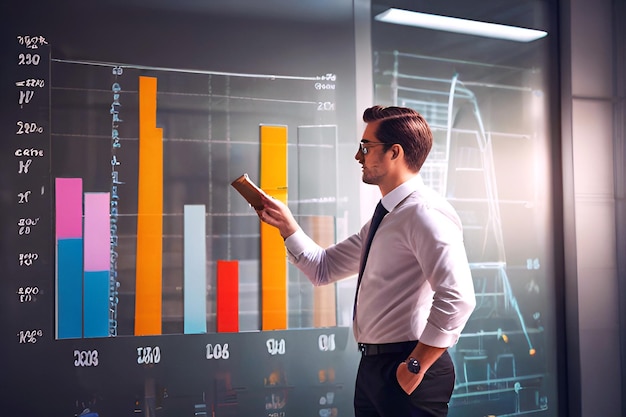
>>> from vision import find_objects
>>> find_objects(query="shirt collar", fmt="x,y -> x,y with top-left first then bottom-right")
381,175 -> 423,212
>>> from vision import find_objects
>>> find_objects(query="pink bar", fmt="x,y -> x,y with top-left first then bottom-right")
55,178 -> 83,239
84,193 -> 111,272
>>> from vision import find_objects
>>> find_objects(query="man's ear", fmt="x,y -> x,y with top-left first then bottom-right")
390,144 -> 401,159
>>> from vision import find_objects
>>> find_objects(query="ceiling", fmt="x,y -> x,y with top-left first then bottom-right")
370,0 -> 554,70
111,0 -> 355,22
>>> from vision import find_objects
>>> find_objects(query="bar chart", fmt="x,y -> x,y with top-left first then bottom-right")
51,62 -> 344,339
0,6 -> 362,417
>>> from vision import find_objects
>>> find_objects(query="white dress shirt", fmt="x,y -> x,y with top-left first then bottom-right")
285,175 -> 476,348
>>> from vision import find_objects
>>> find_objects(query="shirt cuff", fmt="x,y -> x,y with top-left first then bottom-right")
419,322 -> 461,348
284,228 -> 314,260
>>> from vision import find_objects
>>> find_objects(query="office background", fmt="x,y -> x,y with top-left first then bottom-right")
0,0 -> 623,416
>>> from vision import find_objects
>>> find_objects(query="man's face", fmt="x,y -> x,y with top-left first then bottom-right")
355,121 -> 389,185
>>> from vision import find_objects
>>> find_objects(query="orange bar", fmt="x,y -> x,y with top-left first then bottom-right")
260,125 -> 288,330
217,260 -> 239,333
134,76 -> 164,336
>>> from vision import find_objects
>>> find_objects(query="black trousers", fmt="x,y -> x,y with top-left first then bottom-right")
354,342 -> 455,417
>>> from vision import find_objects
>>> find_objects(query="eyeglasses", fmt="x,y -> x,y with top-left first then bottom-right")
358,140 -> 387,155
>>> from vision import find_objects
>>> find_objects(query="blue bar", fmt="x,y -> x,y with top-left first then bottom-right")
57,238 -> 83,339
84,271 -> 109,338
184,205 -> 207,334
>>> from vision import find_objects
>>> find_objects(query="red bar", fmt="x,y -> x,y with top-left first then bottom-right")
217,260 -> 239,332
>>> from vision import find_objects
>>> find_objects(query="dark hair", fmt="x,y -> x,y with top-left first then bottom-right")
362,105 -> 433,172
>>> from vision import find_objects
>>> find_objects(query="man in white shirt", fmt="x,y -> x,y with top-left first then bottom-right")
256,105 -> 476,417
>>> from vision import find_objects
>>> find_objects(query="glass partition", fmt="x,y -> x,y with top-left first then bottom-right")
371,2 -> 559,415
0,1 -> 560,416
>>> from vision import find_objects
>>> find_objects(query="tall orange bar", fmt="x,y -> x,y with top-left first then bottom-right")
134,76 -> 164,336
260,125 -> 288,330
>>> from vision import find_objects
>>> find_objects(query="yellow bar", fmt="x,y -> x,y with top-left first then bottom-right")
135,76 -> 163,336
260,125 -> 288,330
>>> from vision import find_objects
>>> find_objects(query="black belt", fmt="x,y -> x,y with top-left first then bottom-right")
358,341 -> 417,356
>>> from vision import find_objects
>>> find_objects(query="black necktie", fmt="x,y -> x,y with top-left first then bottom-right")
353,200 -> 388,319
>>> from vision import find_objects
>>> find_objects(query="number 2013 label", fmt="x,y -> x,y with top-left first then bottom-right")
74,350 -> 99,367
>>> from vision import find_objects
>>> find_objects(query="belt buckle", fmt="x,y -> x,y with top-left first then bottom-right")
359,343 -> 377,356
